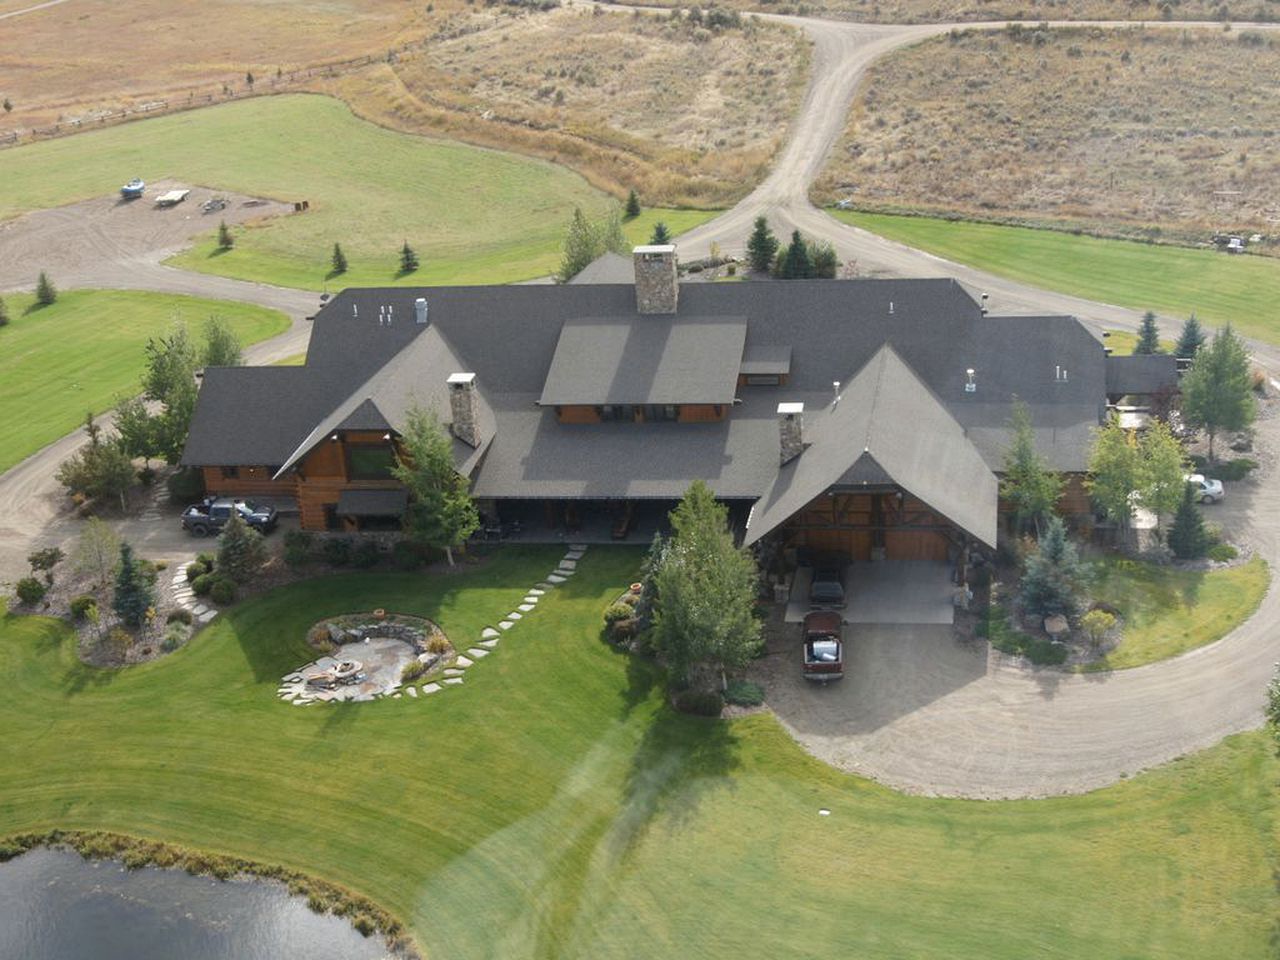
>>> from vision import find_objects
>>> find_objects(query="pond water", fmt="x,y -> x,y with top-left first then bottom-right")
0,848 -> 393,960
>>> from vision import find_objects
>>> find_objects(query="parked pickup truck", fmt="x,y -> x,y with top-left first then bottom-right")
181,497 -> 278,537
802,610 -> 844,682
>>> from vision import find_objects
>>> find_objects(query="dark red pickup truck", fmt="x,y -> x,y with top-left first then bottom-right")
802,611 -> 844,682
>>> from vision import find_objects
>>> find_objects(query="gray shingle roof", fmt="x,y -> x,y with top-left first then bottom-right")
184,277 -> 1107,505
567,251 -> 634,285
538,316 -> 747,406
743,345 -> 999,548
740,345 -> 792,376
1106,354 -> 1178,396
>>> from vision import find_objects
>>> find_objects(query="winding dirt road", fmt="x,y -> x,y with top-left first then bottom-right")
2,10 -> 1278,797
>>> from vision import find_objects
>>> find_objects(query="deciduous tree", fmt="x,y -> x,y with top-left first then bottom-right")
652,480 -> 761,690
55,413 -> 136,510
1000,399 -> 1063,536
1181,323 -> 1255,460
558,206 -> 598,282
1136,418 -> 1187,520
72,517 -> 121,589
1087,417 -> 1140,531
391,406 -> 479,566
201,315 -> 243,368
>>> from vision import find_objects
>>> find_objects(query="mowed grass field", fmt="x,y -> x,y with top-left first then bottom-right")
0,95 -> 716,290
3,546 -> 1280,958
0,290 -> 287,474
834,211 -> 1280,345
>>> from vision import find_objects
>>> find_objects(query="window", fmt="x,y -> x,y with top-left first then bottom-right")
745,374 -> 781,386
346,445 -> 397,480
598,404 -> 636,422
220,466 -> 239,479
643,404 -> 679,422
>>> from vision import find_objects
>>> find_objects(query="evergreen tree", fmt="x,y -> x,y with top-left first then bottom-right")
811,241 -> 838,279
1086,416 -> 1140,531
1174,313 -> 1205,359
201,315 -> 243,368
399,240 -> 419,274
245,70 -> 255,90
391,406 -> 480,566
649,221 -> 672,245
217,220 -> 234,250
2,98 -> 11,114
0,295 -> 8,327
779,230 -> 812,279
624,189 -> 641,219
746,216 -> 778,274
112,542 -> 155,628
1134,311 -> 1162,354
1182,323 -> 1255,460
1019,515 -> 1085,619
35,271 -> 57,306
558,206 -> 599,282
217,510 -> 268,583
1000,399 -> 1063,536
55,413 -> 137,510
653,480 -> 761,690
1168,482 -> 1210,559
330,243 -> 348,275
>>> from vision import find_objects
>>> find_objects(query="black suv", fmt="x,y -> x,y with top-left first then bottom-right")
181,498 -> 278,537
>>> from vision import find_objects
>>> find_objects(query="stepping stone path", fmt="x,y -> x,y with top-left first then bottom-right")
455,656 -> 474,668
546,574 -> 566,584
499,621 -> 515,631
518,603 -> 536,613
168,562 -> 216,624
558,559 -> 578,571
481,628 -> 500,639
527,588 -> 545,597
480,638 -> 499,649
407,686 -> 418,698
507,611 -> 523,621
444,668 -> 465,677
444,677 -> 464,686
422,683 -> 442,695
466,648 -> 489,659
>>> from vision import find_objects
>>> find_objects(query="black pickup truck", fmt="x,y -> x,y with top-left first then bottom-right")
181,498 -> 278,537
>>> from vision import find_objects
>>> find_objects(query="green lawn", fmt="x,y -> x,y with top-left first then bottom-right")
0,290 -> 288,474
832,211 -> 1280,345
3,545 -> 1279,958
1103,329 -> 1177,356
1088,556 -> 1269,671
0,94 -> 716,290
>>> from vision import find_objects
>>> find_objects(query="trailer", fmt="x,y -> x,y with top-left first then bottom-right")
155,188 -> 190,208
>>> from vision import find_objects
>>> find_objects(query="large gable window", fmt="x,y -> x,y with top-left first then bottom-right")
347,444 -> 397,480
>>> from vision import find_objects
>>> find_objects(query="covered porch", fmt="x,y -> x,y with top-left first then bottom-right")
473,497 -> 755,545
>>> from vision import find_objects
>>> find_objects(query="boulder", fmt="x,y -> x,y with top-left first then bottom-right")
1043,614 -> 1070,638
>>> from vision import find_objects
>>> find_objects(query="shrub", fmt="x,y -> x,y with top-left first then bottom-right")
166,466 -> 205,502
352,540 -> 381,569
137,466 -> 157,486
167,608 -> 194,625
209,578 -> 236,605
1080,609 -> 1117,647
391,539 -> 428,570
603,601 -> 634,624
611,618 -> 638,641
673,689 -> 723,717
283,529 -> 313,567
105,626 -> 133,658
723,680 -> 765,706
185,561 -> 208,582
162,622 -> 188,652
1190,455 -> 1258,481
321,537 -> 352,566
15,577 -> 47,605
191,573 -> 213,596
426,633 -> 451,654
401,659 -> 429,684
196,552 -> 216,570
1207,543 -> 1239,562
69,594 -> 98,619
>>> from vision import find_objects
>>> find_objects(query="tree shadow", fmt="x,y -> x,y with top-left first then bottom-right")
22,301 -> 52,316
610,701 -> 741,863
324,268 -> 347,282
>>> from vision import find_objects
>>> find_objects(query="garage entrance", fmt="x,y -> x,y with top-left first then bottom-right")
784,560 -> 955,625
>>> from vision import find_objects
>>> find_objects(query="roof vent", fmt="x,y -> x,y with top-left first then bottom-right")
832,380 -> 841,407
888,300 -> 895,315
415,297 -> 428,325
965,368 -> 976,393
1055,365 -> 1069,383
352,303 -> 358,319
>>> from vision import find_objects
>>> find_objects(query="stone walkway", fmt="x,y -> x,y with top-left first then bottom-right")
281,545 -> 588,706
167,561 -> 218,624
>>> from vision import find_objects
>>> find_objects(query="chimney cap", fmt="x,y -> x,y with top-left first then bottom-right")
447,372 -> 476,386
776,401 -> 804,416
633,244 -> 676,255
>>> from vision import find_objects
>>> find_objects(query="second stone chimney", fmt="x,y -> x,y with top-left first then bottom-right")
447,372 -> 480,448
777,402 -> 805,465
633,244 -> 678,315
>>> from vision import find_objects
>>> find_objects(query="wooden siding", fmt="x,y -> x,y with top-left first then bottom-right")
556,405 -> 602,424
677,404 -> 726,423
200,466 -> 295,499
293,431 -> 404,530
780,490 -> 958,560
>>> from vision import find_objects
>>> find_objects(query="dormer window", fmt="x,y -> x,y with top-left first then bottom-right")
599,404 -> 636,422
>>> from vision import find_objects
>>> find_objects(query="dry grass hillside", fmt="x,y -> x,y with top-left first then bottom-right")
813,25 -> 1280,245
626,0 -> 1279,24
315,5 -> 809,206
0,0 -> 432,131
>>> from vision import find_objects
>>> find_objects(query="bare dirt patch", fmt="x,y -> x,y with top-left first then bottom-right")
0,181 -> 291,291
814,25 -> 1280,245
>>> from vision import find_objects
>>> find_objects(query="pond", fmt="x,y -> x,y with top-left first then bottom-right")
0,848 -> 393,960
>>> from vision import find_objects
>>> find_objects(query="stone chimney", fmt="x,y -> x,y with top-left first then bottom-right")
633,244 -> 678,315
414,297 -> 429,325
777,402 -> 805,465
447,372 -> 480,448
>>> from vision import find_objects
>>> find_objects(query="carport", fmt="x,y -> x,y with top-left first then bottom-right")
784,560 -> 955,625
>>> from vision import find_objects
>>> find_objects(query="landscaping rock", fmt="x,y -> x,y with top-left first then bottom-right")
558,558 -> 578,570
518,604 -> 535,613
554,568 -> 576,577
422,683 -> 442,694
508,611 -> 523,621
406,686 -> 418,698
498,620 -> 514,630
198,610 -> 217,623
546,574 -> 566,584
534,582 -> 554,591
444,677 -> 464,686
481,628 -> 500,639
1044,614 -> 1070,638
327,623 -> 345,644
455,656 -> 474,668
480,638 -> 499,649
527,588 -> 545,596
522,597 -> 539,605
444,668 -> 465,677
467,648 -> 489,659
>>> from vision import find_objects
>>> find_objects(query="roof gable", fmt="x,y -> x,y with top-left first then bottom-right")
744,345 -> 998,547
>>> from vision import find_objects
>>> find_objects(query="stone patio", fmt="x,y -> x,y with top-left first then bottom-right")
279,637 -> 424,703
